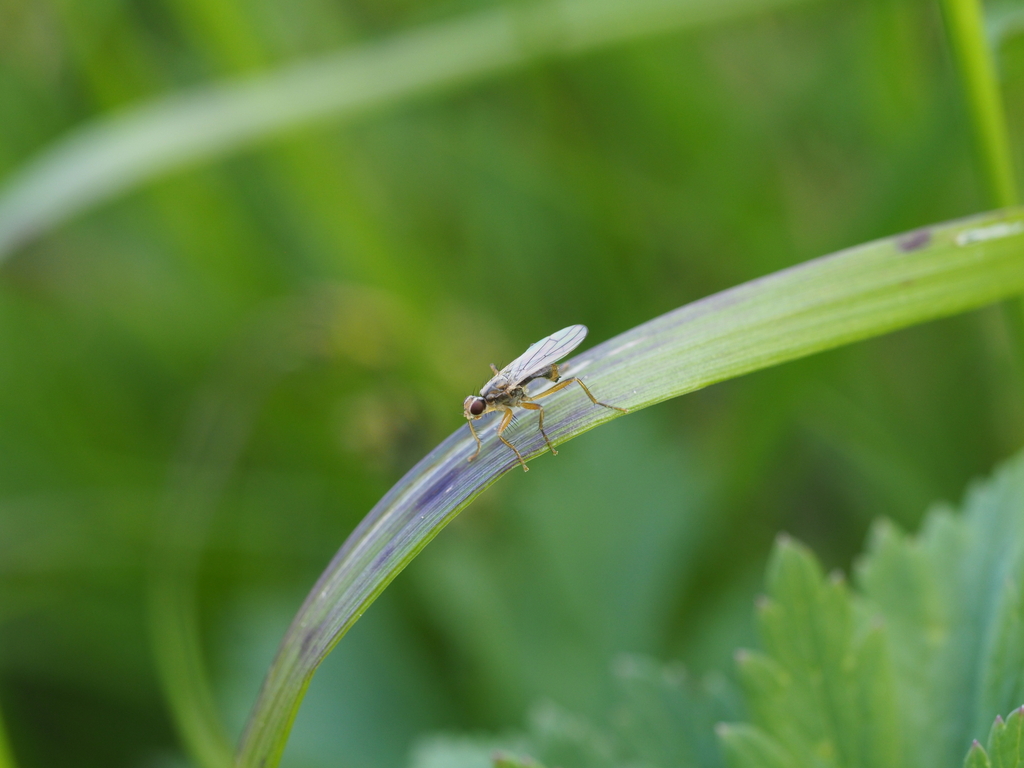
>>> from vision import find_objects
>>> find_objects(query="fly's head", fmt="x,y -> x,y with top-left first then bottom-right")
463,395 -> 487,421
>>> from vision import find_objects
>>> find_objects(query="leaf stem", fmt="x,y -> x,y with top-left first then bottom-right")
940,0 -> 1019,207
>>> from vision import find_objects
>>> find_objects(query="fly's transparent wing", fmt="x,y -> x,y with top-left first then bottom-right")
501,325 -> 588,386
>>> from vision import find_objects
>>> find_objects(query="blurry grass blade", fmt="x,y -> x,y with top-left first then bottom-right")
151,291 -> 355,768
988,3 -> 1024,47
0,0 -> 810,261
0,698 -> 16,768
940,0 -> 1018,207
236,208 -> 1024,768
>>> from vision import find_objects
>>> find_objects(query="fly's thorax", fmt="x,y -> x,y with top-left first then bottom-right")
486,386 -> 525,408
480,375 -> 511,397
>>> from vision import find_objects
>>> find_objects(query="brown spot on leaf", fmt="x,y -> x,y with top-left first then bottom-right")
897,229 -> 931,252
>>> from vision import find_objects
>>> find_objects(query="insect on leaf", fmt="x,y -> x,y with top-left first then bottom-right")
237,209 -> 1024,768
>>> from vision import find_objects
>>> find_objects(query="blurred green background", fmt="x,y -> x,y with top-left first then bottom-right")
2,0 -> 1023,766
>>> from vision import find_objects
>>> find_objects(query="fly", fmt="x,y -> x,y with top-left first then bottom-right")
463,324 -> 628,472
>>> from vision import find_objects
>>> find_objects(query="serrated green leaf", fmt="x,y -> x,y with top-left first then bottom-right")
412,452 -> 1024,768
965,740 -> 992,768
412,654 -> 736,768
978,582 -> 1024,732
987,708 -> 1024,768
717,723 -> 795,768
857,454 -> 1024,766
724,451 -> 1024,768
526,702 -> 616,768
732,650 -> 799,754
611,655 -> 737,768
493,751 -> 547,768
409,735 -> 529,768
736,537 -> 904,768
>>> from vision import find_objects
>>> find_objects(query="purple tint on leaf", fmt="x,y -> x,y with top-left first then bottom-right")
897,229 -> 931,252
417,467 -> 461,510
300,631 -> 316,656
373,540 -> 397,568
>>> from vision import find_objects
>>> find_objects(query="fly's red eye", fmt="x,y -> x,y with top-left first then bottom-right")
470,399 -> 485,416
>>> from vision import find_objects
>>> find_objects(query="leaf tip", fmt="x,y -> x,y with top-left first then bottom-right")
965,739 -> 989,767
1003,706 -> 1024,728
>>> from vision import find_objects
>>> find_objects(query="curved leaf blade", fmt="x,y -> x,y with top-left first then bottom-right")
236,207 -> 1024,768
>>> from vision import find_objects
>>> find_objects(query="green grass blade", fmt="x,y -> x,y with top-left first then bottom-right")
235,208 -> 1024,768
0,0 -> 809,262
0,698 -> 16,768
150,294 -> 358,768
150,581 -> 234,768
941,0 -> 1019,207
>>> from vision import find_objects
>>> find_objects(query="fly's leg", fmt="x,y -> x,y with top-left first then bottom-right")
530,377 -> 629,413
467,418 -> 483,462
520,401 -> 556,455
496,407 -> 529,472
490,364 -> 500,375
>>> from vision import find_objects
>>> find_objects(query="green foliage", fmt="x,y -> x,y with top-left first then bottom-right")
611,656 -> 735,768
493,752 -> 548,768
410,737 -> 530,768
966,707 -> 1024,768
939,0 -> 1018,207
726,452 -> 1024,768
418,451 -> 1024,768
726,538 -> 903,768
3,0 -> 1024,764
0,0 -> 816,261
0,701 -> 14,768
411,655 -> 737,768
857,457 -> 1024,767
240,206 -> 1024,768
